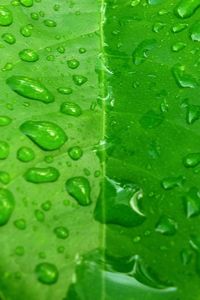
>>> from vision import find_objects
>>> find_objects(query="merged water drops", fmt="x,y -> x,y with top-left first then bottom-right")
66,176 -> 91,206
175,0 -> 200,19
20,24 -> 33,37
0,6 -> 13,26
35,262 -> 59,285
20,121 -> 67,151
7,76 -> 54,103
24,167 -> 60,183
0,189 -> 15,226
19,49 -> 39,62
60,101 -> 82,117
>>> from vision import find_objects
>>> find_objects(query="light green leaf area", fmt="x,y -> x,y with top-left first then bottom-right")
0,1 -> 101,300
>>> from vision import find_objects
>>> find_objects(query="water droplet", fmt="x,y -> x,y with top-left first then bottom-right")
57,246 -> 65,253
43,19 -> 57,27
17,146 -> 35,162
186,104 -> 200,124
54,226 -> 69,239
66,176 -> 91,206
53,4 -> 60,11
180,249 -> 192,265
14,218 -> 26,230
0,141 -> 9,160
2,33 -> 16,44
172,64 -> 197,88
175,0 -> 200,19
31,12 -> 39,20
7,76 -> 54,103
172,23 -> 188,33
57,87 -> 72,95
0,188 -> 15,226
2,62 -> 13,72
68,146 -> 83,160
79,47 -> 86,54
20,24 -> 33,37
41,200 -> 52,211
0,6 -> 13,26
0,116 -> 12,126
183,187 -> 200,218
35,209 -> 45,222
19,0 -> 33,7
183,153 -> 200,168
155,216 -> 177,236
35,262 -> 59,285
67,59 -> 80,69
19,49 -> 39,62
60,101 -> 82,117
190,21 -> 200,42
24,167 -> 60,183
131,0 -> 141,6
94,178 -> 145,227
172,42 -> 186,52
20,121 -> 67,151
72,75 -> 88,86
161,176 -> 184,190
140,110 -> 164,129
152,22 -> 165,33
132,39 -> 156,65
0,171 -> 10,184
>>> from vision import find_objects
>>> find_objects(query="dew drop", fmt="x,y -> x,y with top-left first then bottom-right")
14,218 -> 27,230
19,0 -> 33,7
0,171 -> 10,184
57,87 -> 72,95
68,146 -> 83,160
43,19 -> 57,27
172,42 -> 186,52
31,12 -> 39,20
35,262 -> 59,285
60,101 -> 82,117
0,116 -> 12,126
183,153 -> 200,168
0,6 -> 13,26
0,141 -> 9,160
66,176 -> 91,206
20,24 -> 33,37
2,33 -> 16,44
155,216 -> 177,236
41,200 -> 52,211
72,75 -> 88,86
24,167 -> 60,183
0,188 -> 15,226
183,187 -> 200,218
161,176 -> 184,190
132,39 -> 156,65
172,23 -> 188,33
67,59 -> 80,69
54,226 -> 69,239
7,76 -> 54,103
175,0 -> 200,19
17,146 -> 35,162
35,209 -> 45,222
19,49 -> 39,62
20,121 -> 67,151
186,104 -> 200,124
190,21 -> 200,42
172,64 -> 197,88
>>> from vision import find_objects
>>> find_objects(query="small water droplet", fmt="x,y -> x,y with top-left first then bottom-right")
72,75 -> 88,86
155,216 -> 177,236
35,262 -> 59,285
54,226 -> 69,239
19,49 -> 39,62
20,121 -> 67,151
0,141 -> 9,160
68,146 -> 83,160
31,12 -> 39,20
172,23 -> 188,33
161,176 -> 184,190
0,188 -> 15,226
2,33 -> 16,44
24,167 -> 60,183
66,176 -> 91,206
186,104 -> 200,124
172,42 -> 186,52
172,64 -> 197,88
79,47 -> 86,54
43,19 -> 57,27
183,187 -> 200,218
7,76 -> 54,103
132,39 -> 156,65
20,24 -> 33,37
183,153 -> 200,168
60,101 -> 82,117
190,21 -> 200,42
0,116 -> 12,126
14,218 -> 27,230
35,209 -> 45,222
0,6 -> 13,26
41,200 -> 52,211
57,87 -> 72,95
19,0 -> 33,7
0,171 -> 10,184
67,59 -> 80,69
17,146 -> 35,162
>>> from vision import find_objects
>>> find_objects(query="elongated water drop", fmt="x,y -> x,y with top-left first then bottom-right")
60,102 -> 82,117
0,6 -> 13,26
7,76 -> 54,103
43,19 -> 57,27
0,189 -> 15,226
66,176 -> 91,206
20,121 -> 67,151
24,167 -> 60,183
0,141 -> 9,160
35,262 -> 59,285
175,0 -> 200,19
19,49 -> 39,62
57,87 -> 72,95
19,0 -> 33,7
